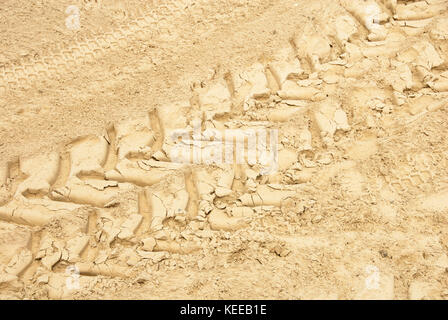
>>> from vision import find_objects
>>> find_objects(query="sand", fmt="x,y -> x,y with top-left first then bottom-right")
1,0 -> 448,300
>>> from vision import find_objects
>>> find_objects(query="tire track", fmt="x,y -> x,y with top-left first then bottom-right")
0,0 -> 258,92
1,0 -> 448,299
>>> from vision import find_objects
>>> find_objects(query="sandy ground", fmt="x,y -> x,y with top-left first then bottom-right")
1,0 -> 448,300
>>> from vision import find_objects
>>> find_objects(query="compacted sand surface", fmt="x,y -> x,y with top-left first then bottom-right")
1,0 -> 448,299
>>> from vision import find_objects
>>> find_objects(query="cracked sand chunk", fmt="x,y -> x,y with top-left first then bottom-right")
154,240 -> 201,254
140,159 -> 185,170
164,119 -> 262,165
137,250 -> 168,263
141,237 -> 156,251
322,72 -> 341,84
68,135 -> 109,177
227,206 -> 254,218
0,223 -> 31,266
5,249 -> 32,276
412,41 -> 444,70
393,91 -> 406,106
52,137 -> 121,206
298,128 -> 313,152
208,209 -> 248,231
428,79 -> 448,92
297,78 -> 322,87
97,213 -> 122,245
397,41 -> 444,75
361,33 -> 405,57
233,63 -> 270,101
76,262 -> 130,278
278,148 -> 298,171
294,31 -> 334,69
198,200 -> 214,217
314,112 -> 336,141
388,60 -> 413,92
1,198 -> 88,231
157,102 -> 190,135
278,80 -> 323,101
0,199 -> 64,226
239,185 -> 296,207
344,57 -> 376,78
51,180 -> 119,207
150,195 -> 166,232
36,236 -> 62,263
155,103 -> 197,164
280,196 -> 306,215
152,229 -> 169,240
195,165 -> 234,200
215,187 -> 232,197
41,250 -> 62,270
313,102 -> 350,142
94,250 -> 110,265
217,166 -> 234,189
149,172 -> 189,231
334,109 -> 350,131
198,81 -> 232,119
268,48 -> 303,89
367,29 -> 387,42
394,1 -> 445,20
341,0 -> 388,40
430,17 -> 448,40
333,15 -> 358,46
118,214 -> 142,240
16,152 -> 60,197
285,169 -> 313,184
267,107 -> 304,122
343,42 -> 363,63
397,18 -> 434,36
114,116 -> 155,159
65,235 -> 89,262
152,150 -> 169,162
0,274 -> 19,289
105,159 -> 174,186
84,179 -> 118,191
406,95 -> 446,115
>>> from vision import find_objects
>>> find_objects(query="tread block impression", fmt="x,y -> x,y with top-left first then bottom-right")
16,152 -> 60,197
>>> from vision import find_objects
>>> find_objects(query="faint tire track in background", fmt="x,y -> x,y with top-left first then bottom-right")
0,0 -> 254,92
